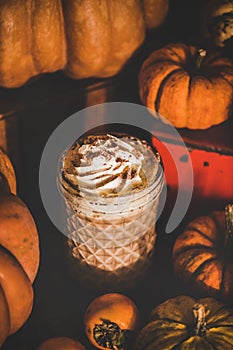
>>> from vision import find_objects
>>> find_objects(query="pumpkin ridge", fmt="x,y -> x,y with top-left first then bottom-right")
208,323 -> 233,330
149,316 -> 186,326
209,213 -> 226,245
191,257 -> 220,285
187,73 -> 192,96
202,337 -> 218,350
184,44 -> 197,73
186,225 -> 216,245
207,58 -> 233,70
143,58 -> 181,71
136,321 -> 188,350
171,335 -> 210,350
205,328 -> 233,349
202,52 -> 224,67
216,72 -> 233,88
207,63 -> 233,78
209,212 -> 223,229
144,333 -> 190,350
220,263 -> 227,294
168,44 -> 188,64
155,68 -> 184,113
173,244 -> 216,260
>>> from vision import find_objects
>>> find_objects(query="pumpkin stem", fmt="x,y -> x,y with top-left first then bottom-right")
195,49 -> 207,72
193,303 -> 207,337
225,204 -> 233,245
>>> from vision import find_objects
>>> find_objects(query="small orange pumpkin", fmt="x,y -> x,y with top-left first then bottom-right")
36,337 -> 86,350
84,293 -> 139,350
139,42 -> 233,129
172,204 -> 233,303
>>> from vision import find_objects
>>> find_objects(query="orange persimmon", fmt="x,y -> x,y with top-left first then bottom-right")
36,337 -> 86,350
84,293 -> 139,350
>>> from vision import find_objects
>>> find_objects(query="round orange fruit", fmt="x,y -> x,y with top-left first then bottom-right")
36,337 -> 86,350
84,293 -> 139,350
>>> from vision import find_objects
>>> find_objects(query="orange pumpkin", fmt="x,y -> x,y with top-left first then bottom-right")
172,204 -> 233,303
36,337 -> 86,350
0,245 -> 33,335
0,191 -> 40,283
0,159 -> 39,346
143,0 -> 169,30
139,42 -> 233,129
0,0 -> 169,88
84,293 -> 139,350
0,148 -> 16,194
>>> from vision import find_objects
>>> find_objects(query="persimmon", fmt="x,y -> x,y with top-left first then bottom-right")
84,293 -> 139,350
36,337 -> 86,350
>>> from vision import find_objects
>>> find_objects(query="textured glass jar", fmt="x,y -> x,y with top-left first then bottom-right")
58,134 -> 164,289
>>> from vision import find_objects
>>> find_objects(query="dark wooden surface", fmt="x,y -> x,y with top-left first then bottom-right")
0,1 -> 232,349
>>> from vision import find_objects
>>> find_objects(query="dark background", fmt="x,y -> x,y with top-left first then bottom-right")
0,0 -> 232,349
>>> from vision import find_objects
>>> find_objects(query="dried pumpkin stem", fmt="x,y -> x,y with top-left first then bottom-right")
195,49 -> 207,72
225,204 -> 233,244
193,303 -> 207,337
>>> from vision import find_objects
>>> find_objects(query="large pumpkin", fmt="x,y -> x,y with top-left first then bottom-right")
135,295 -> 233,349
0,165 -> 39,346
139,42 -> 233,129
203,0 -> 233,50
172,204 -> 233,303
0,191 -> 40,283
0,0 -> 169,88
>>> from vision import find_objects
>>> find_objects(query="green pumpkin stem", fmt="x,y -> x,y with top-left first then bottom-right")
193,303 -> 207,337
195,49 -> 207,72
225,204 -> 233,245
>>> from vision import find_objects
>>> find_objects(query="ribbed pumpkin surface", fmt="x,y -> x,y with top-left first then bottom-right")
139,43 -> 233,129
172,210 -> 233,302
135,295 -> 233,350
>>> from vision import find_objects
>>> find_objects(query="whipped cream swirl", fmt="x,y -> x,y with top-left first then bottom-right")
62,134 -> 160,198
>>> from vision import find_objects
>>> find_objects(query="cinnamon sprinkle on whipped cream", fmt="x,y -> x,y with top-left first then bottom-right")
62,134 -> 161,198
